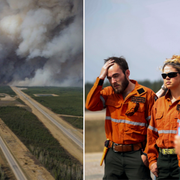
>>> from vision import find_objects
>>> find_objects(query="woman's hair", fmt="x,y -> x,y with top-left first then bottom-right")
162,55 -> 180,72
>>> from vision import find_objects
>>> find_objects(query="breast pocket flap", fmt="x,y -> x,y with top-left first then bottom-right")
156,111 -> 164,120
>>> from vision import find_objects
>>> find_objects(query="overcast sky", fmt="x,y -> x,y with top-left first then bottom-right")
85,0 -> 180,83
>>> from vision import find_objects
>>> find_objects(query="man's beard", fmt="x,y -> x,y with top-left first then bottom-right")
111,76 -> 129,94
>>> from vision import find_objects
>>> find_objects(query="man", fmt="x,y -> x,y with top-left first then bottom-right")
86,56 -> 156,180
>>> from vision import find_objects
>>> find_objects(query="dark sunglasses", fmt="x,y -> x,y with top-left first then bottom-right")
161,72 -> 179,79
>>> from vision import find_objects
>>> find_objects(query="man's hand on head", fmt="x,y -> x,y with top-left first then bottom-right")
99,59 -> 115,79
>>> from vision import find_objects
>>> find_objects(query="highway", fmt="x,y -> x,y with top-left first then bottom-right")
0,137 -> 27,180
13,87 -> 83,150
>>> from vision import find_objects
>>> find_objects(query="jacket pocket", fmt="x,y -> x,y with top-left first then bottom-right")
106,98 -> 122,108
156,111 -> 163,120
125,102 -> 145,117
155,111 -> 164,129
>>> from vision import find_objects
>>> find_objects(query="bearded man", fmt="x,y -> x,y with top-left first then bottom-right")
86,56 -> 157,180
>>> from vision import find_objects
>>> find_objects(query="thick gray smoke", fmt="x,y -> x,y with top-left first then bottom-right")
0,0 -> 83,86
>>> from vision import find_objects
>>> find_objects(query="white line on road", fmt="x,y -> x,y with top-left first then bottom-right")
0,137 -> 27,180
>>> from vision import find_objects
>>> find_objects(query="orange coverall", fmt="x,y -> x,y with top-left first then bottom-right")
86,77 -> 156,152
147,90 -> 180,168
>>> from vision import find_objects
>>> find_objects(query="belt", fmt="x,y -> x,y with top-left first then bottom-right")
159,148 -> 176,155
106,140 -> 145,152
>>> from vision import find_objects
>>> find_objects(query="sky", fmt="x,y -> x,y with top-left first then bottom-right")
85,0 -> 180,83
0,0 -> 82,87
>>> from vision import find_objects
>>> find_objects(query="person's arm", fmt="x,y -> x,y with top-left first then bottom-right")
147,106 -> 159,177
174,135 -> 180,156
156,84 -> 167,98
85,60 -> 114,111
85,77 -> 105,111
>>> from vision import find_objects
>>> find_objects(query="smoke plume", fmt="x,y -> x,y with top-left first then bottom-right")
0,0 -> 83,86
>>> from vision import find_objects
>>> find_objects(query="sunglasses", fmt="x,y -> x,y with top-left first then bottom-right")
161,72 -> 179,79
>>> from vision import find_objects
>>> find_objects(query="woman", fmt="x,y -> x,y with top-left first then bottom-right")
147,55 -> 180,180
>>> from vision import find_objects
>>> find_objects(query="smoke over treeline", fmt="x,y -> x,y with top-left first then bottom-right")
0,0 -> 83,86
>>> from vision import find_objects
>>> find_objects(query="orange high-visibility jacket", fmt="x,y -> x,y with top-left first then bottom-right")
147,90 -> 180,168
86,77 -> 156,152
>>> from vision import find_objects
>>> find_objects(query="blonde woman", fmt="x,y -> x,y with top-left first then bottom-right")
147,55 -> 180,180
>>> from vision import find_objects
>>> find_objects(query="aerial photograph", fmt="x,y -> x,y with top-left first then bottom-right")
0,0 -> 83,180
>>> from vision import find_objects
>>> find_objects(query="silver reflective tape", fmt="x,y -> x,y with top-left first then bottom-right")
158,130 -> 177,134
106,116 -> 147,127
146,116 -> 151,122
148,125 -> 158,132
100,95 -> 106,108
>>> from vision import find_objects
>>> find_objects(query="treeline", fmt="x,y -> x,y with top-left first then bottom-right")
0,86 -> 16,97
85,79 -> 163,99
21,87 -> 83,116
0,106 -> 82,180
21,87 -> 83,130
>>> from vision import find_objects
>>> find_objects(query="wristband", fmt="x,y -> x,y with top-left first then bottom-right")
98,79 -> 104,86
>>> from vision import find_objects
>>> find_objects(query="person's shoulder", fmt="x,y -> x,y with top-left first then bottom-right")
135,83 -> 155,95
155,95 -> 165,103
142,85 -> 154,93
132,80 -> 154,93
103,85 -> 114,94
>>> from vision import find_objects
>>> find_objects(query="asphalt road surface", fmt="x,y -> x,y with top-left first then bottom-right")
0,137 -> 27,180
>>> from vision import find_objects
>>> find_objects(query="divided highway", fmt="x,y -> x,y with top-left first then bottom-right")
12,87 -> 83,150
0,137 -> 27,180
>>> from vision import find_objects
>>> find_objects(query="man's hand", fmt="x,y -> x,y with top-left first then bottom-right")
150,162 -> 158,177
99,59 -> 114,79
141,154 -> 149,167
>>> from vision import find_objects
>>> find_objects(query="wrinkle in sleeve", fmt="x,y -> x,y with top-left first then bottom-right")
86,77 -> 106,111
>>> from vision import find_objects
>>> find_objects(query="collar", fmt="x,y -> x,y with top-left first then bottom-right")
130,79 -> 146,96
165,89 -> 180,102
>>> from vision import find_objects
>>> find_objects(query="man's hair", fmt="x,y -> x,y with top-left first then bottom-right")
104,56 -> 129,74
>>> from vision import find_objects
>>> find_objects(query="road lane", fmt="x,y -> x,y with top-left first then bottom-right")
0,137 -> 27,180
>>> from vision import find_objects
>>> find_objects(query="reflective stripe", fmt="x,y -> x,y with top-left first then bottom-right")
106,116 -> 147,127
148,126 -> 177,134
158,130 -> 177,134
100,95 -> 106,108
146,116 -> 151,122
177,119 -> 180,123
148,125 -> 158,132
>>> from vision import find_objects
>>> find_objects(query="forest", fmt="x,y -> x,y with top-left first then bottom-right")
21,87 -> 83,129
0,86 -> 83,180
0,106 -> 82,180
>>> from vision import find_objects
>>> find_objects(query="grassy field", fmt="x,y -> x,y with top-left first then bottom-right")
20,86 -> 83,130
21,87 -> 82,115
85,119 -> 106,153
